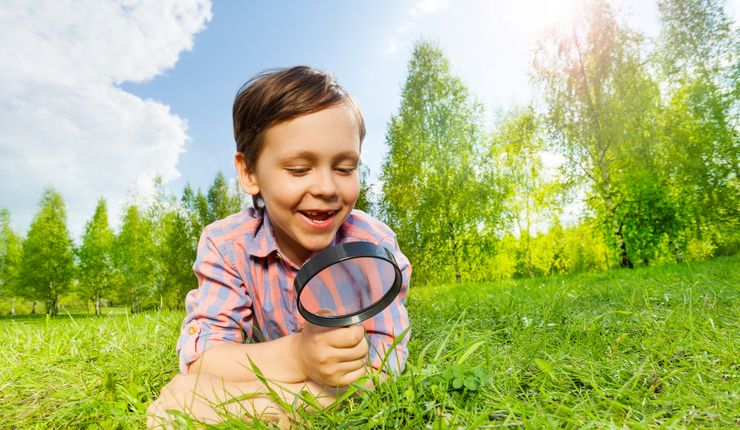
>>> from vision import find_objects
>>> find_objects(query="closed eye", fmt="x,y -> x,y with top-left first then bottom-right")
335,166 -> 357,174
286,167 -> 309,176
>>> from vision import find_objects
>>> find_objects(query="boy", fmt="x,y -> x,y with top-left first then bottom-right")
147,66 -> 411,427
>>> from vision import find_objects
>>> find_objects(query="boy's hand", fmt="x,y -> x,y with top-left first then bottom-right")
295,321 -> 369,387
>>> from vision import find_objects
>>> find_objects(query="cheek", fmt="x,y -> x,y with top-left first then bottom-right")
261,180 -> 303,208
343,176 -> 361,202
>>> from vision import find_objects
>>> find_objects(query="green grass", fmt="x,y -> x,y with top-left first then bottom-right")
1,257 -> 738,429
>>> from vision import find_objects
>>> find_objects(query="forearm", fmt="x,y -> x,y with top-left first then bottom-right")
147,372 -> 338,428
189,333 -> 306,384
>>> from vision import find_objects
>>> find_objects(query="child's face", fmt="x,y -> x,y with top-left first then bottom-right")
236,103 -> 361,265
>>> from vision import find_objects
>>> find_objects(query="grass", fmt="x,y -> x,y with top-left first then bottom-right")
0,257 -> 738,429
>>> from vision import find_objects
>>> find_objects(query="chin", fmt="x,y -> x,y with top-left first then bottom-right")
301,236 -> 334,252
298,225 -> 341,247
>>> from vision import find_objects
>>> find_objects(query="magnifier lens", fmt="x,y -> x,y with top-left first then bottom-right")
300,257 -> 396,318
295,241 -> 402,327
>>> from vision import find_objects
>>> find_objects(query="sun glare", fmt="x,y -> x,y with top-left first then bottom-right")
508,0 -> 581,36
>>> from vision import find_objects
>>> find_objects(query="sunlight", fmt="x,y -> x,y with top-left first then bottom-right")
505,0 -> 580,37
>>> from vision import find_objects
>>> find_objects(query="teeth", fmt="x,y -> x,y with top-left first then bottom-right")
304,210 -> 334,216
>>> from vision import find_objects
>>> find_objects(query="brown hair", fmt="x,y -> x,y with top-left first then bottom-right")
233,65 -> 365,172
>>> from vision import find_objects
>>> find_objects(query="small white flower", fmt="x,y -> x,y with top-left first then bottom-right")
522,316 -> 531,328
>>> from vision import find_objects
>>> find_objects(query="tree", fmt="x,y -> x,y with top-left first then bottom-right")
17,188 -> 75,315
534,0 -> 666,268
158,207 -> 197,309
113,205 -> 155,312
380,40 -> 506,284
182,183 -> 209,239
77,198 -> 115,314
656,0 -> 740,257
354,164 -> 373,215
206,171 -> 244,224
0,208 -> 22,314
492,107 -> 563,277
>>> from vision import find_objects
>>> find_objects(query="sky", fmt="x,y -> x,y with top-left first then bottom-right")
1,0 -> 739,240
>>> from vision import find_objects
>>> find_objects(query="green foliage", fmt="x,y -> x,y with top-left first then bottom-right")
77,198 -> 116,314
158,208 -> 197,309
353,164 -> 373,215
181,183 -> 210,239
655,0 -> 740,258
380,40 -> 505,285
0,208 -> 22,313
430,364 -> 492,394
492,107 -> 564,277
535,0 -> 666,269
613,173 -> 681,265
17,188 -> 75,315
206,171 -> 245,224
488,221 -> 610,279
113,205 -> 156,312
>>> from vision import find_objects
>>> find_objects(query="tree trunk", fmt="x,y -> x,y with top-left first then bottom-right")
10,297 -> 15,315
451,240 -> 461,283
518,219 -> 535,278
95,296 -> 101,316
48,281 -> 58,316
616,223 -> 633,269
525,234 -> 535,278
448,221 -> 462,283
31,301 -> 36,314
673,240 -> 685,263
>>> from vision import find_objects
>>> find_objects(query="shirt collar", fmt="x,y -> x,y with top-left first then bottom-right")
247,207 -> 345,262
247,208 -> 279,258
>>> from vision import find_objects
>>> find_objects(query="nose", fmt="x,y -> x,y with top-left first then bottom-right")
309,168 -> 338,199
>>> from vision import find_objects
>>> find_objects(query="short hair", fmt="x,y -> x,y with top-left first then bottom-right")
233,65 -> 365,171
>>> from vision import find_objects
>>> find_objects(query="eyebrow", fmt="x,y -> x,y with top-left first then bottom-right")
281,150 -> 360,162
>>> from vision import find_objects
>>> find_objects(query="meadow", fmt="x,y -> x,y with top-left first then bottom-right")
1,257 -> 737,429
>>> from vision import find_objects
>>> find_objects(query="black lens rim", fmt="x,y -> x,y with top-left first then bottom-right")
294,241 -> 402,327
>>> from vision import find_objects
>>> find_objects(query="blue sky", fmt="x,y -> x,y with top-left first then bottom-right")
1,0 -> 738,239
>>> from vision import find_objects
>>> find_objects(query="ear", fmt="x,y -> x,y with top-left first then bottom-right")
234,152 -> 260,196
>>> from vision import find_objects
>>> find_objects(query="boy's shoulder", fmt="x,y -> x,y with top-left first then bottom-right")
342,209 -> 396,244
201,208 -> 262,244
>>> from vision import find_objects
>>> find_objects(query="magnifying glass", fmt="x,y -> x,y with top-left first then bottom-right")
294,241 -> 402,327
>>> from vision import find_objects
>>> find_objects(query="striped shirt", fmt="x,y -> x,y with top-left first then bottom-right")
177,207 -> 411,375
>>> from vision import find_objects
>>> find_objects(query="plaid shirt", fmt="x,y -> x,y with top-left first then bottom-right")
177,208 -> 411,375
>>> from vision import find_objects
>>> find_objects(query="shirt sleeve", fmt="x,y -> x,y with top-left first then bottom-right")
176,230 -> 253,374
364,233 -> 411,373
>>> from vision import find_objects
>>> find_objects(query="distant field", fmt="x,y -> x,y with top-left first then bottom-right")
1,257 -> 738,429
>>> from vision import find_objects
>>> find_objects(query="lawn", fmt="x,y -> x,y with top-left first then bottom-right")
1,257 -> 737,429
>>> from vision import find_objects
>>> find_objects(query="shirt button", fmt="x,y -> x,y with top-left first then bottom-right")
188,326 -> 198,335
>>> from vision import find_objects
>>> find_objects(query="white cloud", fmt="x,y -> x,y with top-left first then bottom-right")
387,0 -> 450,54
410,0 -> 450,17
0,0 -> 212,239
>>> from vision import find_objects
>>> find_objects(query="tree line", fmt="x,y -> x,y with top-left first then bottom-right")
0,174 -> 244,315
0,0 -> 737,313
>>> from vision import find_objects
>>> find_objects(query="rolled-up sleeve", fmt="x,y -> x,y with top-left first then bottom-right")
176,230 -> 253,374
364,234 -> 411,373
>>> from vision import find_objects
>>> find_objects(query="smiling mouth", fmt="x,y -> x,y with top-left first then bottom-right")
299,210 -> 337,223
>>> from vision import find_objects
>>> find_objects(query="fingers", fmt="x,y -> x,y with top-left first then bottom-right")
327,333 -> 369,362
317,357 -> 369,387
334,362 -> 369,386
302,322 -> 365,349
298,323 -> 369,386
328,324 -> 366,348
